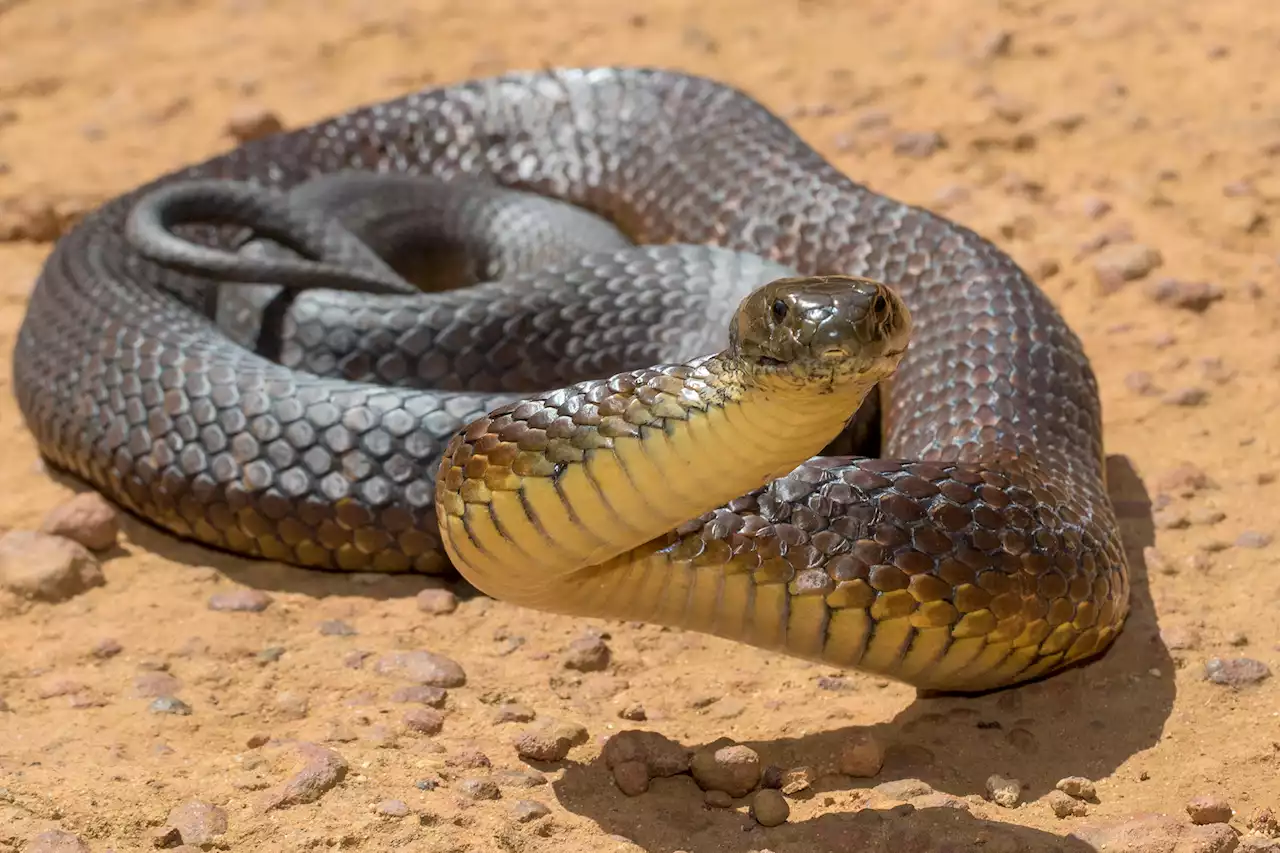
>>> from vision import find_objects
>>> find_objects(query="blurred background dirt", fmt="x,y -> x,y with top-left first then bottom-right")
0,1 -> 1278,851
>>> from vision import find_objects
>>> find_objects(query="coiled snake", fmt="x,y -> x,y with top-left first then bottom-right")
11,68 -> 1128,692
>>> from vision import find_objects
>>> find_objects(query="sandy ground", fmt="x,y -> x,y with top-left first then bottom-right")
1,0 -> 1279,851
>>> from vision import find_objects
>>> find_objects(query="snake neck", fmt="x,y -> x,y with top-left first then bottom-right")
435,354 -> 874,609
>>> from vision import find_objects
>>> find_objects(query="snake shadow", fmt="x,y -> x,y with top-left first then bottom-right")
537,454 -> 1172,853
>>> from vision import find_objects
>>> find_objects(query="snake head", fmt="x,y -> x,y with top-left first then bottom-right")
728,274 -> 912,393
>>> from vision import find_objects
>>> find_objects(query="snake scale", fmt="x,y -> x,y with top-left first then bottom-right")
11,67 -> 1128,692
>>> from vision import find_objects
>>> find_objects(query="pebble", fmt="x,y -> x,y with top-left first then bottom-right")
612,759 -> 650,796
836,730 -> 885,777
1093,243 -> 1163,291
602,730 -> 692,778
985,774 -> 1022,808
510,799 -> 551,822
457,777 -> 501,801
150,697 -> 193,715
91,637 -> 123,658
494,768 -> 547,788
0,530 -> 104,602
207,588 -> 273,612
1246,806 -> 1279,836
166,800 -> 228,847
562,635 -> 611,672
1204,657 -> 1271,686
873,778 -> 933,800
1147,278 -> 1226,312
0,696 -> 9,712
1235,531 -> 1272,549
226,104 -> 284,142
374,650 -> 467,687
513,719 -> 588,762
415,587 -> 457,614
617,702 -> 646,721
750,789 -> 790,827
39,492 -> 119,551
892,130 -> 946,158
776,766 -> 814,795
318,619 -> 356,636
1164,387 -> 1208,407
1056,776 -> 1098,801
402,708 -> 445,735
261,743 -> 348,810
134,672 -> 183,698
374,799 -> 410,817
1047,789 -> 1089,818
25,830 -> 91,853
150,826 -> 183,847
391,685 -> 447,707
1187,794 -> 1235,825
492,702 -> 535,723
704,789 -> 733,808
690,743 -> 762,798
1156,463 -> 1216,495
1124,371 -> 1159,396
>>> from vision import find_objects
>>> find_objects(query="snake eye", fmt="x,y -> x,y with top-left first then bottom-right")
771,298 -> 789,324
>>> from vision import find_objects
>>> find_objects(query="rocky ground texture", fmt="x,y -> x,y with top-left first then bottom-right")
1,0 -> 1279,851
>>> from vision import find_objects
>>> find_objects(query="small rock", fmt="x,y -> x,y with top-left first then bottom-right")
91,637 -> 123,658
986,774 -> 1022,808
247,733 -> 270,748
1082,196 -> 1112,219
1156,463 -> 1216,495
1056,776 -> 1098,801
1187,794 -> 1235,825
151,826 -> 183,848
416,587 -> 458,614
374,651 -> 467,687
563,635 -> 611,672
0,696 -> 9,712
874,778 -> 934,800
207,588 -> 273,612
1205,657 -> 1271,687
402,708 -> 445,735
390,685 -> 447,707
226,104 -> 284,142
1125,371 -> 1160,396
510,799 -> 551,822
514,720 -> 588,762
261,743 -> 348,810
612,759 -> 650,796
1047,789 -> 1089,818
134,672 -> 183,698
893,130 -> 946,158
690,743 -> 762,798
1147,278 -> 1226,312
778,766 -> 815,796
40,492 -> 120,551
1094,243 -> 1163,291
1235,531 -> 1272,549
618,702 -> 646,721
457,777 -> 501,801
150,697 -> 193,715
602,730 -> 692,778
1240,837 -> 1280,852
751,789 -> 790,827
1190,508 -> 1227,526
318,619 -> 356,636
494,768 -> 547,788
375,799 -> 410,817
273,691 -> 309,720
1246,806 -> 1280,837
837,730 -> 885,778
1164,387 -> 1208,407
0,529 -> 104,602
914,792 -> 971,811
26,829 -> 91,853
1183,823 -> 1244,853
704,789 -> 734,808
493,702 -> 535,723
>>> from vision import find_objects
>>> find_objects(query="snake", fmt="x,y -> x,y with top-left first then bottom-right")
11,67 -> 1129,693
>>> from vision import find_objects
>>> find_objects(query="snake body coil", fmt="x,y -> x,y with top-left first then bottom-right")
11,68 -> 1128,692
